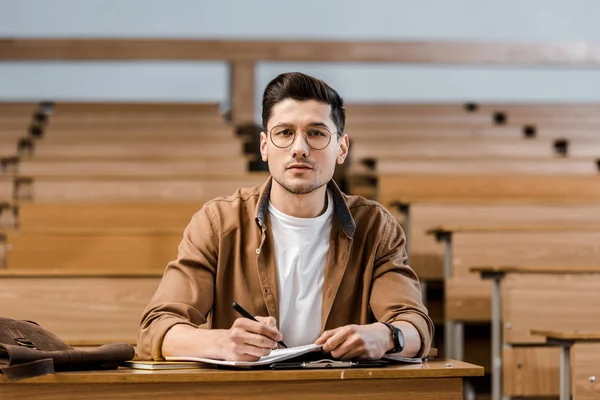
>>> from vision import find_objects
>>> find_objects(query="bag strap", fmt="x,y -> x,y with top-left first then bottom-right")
0,358 -> 54,381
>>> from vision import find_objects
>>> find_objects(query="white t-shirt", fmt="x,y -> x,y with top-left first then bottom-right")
268,190 -> 334,348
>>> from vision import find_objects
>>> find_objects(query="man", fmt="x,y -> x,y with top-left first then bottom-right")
137,72 -> 433,362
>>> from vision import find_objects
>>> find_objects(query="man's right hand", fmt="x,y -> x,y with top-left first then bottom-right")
216,316 -> 283,361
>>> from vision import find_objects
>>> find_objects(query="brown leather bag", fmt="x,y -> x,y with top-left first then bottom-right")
0,317 -> 135,381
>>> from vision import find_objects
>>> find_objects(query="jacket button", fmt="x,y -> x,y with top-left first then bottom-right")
256,248 -> 260,254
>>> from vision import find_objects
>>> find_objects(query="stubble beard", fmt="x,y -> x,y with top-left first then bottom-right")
273,174 -> 326,195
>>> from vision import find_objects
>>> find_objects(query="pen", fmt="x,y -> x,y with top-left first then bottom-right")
232,301 -> 288,348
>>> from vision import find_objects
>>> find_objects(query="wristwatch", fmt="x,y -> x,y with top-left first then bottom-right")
381,322 -> 405,354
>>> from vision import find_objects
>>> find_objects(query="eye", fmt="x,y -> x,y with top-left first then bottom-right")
307,129 -> 327,137
274,129 -> 294,137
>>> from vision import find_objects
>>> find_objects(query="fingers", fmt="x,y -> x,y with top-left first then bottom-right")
233,317 -> 282,343
315,328 -> 339,345
255,315 -> 277,328
321,325 -> 368,360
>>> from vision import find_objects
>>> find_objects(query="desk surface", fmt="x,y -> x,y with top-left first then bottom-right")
1,359 -> 482,384
531,329 -> 600,341
0,359 -> 483,400
471,265 -> 600,275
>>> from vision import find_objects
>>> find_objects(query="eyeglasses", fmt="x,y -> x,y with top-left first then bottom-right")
267,125 -> 340,150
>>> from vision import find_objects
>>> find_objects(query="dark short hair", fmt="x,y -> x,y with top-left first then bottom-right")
261,72 -> 345,134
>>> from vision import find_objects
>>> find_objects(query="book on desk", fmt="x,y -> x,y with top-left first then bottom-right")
125,344 -> 423,370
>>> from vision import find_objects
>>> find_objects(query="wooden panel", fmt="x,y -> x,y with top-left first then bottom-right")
453,230 -> 600,277
17,202 -> 201,230
0,39 -> 594,66
22,173 -> 268,201
31,140 -> 243,158
445,278 -> 491,322
503,346 -> 559,397
346,126 -> 524,141
0,276 -> 161,345
379,174 -> 600,206
3,230 -> 182,271
43,123 -> 235,139
18,158 -> 248,177
352,139 -> 556,160
51,102 -> 222,116
0,379 -> 464,400
502,274 -> 600,344
572,342 -> 600,400
365,158 -> 599,175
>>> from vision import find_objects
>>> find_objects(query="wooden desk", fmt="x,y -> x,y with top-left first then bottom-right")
0,359 -> 483,400
472,267 -> 600,400
532,330 -> 600,400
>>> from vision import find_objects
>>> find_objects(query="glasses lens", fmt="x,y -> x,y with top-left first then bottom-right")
305,127 -> 331,150
271,127 -> 295,148
270,126 -> 332,149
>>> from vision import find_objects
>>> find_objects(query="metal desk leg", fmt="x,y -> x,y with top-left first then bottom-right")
491,276 -> 503,400
441,233 -> 454,360
559,345 -> 571,400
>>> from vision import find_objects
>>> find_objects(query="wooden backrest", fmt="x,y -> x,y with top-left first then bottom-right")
357,158 -> 600,176
573,343 -> 600,400
30,138 -> 244,158
453,229 -> 600,277
0,273 -> 162,345
351,139 -> 558,160
1,229 -> 183,271
17,202 -> 202,230
17,157 -> 249,177
502,273 -> 600,344
503,346 -> 559,397
378,174 -> 600,206
50,102 -> 222,119
43,122 -> 236,139
17,173 -> 269,201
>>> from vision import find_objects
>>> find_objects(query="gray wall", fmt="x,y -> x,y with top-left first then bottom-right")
2,0 -> 600,120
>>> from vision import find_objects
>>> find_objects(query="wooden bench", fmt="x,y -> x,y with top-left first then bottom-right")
397,203 -> 600,281
0,269 -> 162,346
473,267 -> 600,400
14,173 -> 269,201
532,330 -> 600,400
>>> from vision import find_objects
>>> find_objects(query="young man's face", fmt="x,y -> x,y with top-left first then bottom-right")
260,99 -> 349,195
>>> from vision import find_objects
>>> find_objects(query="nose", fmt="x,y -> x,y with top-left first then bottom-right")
289,131 -> 310,159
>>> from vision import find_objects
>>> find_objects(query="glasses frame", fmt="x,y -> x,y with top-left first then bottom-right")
266,125 -> 341,150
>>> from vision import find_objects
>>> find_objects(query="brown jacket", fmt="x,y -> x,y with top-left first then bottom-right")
137,177 -> 434,360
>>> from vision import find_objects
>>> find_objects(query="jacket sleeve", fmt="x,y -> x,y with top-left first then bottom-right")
136,205 -> 218,360
369,212 -> 435,358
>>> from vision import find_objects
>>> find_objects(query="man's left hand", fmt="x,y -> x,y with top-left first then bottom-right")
314,323 -> 392,360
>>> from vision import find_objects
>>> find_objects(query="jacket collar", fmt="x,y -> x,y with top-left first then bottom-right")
254,176 -> 356,238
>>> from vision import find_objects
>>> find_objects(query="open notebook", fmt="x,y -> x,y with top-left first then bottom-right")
165,343 -> 422,367
166,343 -> 325,367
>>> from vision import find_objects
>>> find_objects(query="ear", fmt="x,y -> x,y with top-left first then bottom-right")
260,131 -> 268,162
336,134 -> 349,165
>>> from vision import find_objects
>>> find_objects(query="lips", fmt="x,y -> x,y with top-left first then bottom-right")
287,163 -> 313,170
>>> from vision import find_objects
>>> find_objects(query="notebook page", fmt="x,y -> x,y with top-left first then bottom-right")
165,343 -> 324,366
